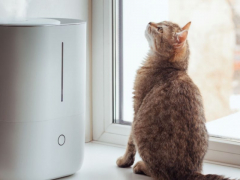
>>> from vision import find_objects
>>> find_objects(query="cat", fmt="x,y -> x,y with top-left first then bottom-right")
116,21 -> 232,180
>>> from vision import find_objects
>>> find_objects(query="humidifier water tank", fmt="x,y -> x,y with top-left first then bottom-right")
0,18 -> 86,180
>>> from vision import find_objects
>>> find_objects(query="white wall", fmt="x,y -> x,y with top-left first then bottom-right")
0,0 -> 93,142
28,0 -> 88,20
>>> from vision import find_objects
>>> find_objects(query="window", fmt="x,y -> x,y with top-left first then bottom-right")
114,0 -> 240,142
202,0 -> 240,141
92,0 -> 240,167
113,0 -> 169,125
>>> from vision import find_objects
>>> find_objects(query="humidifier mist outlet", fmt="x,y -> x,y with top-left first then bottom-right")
0,18 -> 61,26
0,18 -> 86,180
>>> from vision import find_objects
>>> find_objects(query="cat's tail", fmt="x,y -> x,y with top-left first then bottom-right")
179,172 -> 234,180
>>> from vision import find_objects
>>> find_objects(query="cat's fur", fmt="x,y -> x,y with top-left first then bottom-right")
116,21 -> 232,180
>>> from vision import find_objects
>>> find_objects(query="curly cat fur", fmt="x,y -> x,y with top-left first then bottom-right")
116,21 -> 233,180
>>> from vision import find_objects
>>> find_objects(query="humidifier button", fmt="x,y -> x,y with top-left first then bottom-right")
58,134 -> 65,146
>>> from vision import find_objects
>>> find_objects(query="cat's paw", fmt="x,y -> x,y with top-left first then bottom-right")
116,156 -> 134,168
116,156 -> 125,167
133,161 -> 148,176
133,161 -> 144,174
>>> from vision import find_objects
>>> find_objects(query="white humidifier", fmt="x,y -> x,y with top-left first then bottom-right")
0,18 -> 86,180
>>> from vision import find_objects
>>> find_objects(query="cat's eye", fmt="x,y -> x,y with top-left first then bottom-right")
157,27 -> 163,33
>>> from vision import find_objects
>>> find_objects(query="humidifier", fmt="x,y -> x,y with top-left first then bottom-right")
0,18 -> 86,180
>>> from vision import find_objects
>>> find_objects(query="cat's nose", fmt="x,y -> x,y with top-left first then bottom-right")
149,22 -> 157,28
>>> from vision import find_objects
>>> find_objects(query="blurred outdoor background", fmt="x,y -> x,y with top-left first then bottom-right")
119,0 -> 240,126
169,0 -> 240,122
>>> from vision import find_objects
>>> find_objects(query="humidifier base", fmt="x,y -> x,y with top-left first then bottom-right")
0,115 -> 84,180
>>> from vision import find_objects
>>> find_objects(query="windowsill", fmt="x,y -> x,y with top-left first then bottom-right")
206,112 -> 240,140
58,142 -> 240,180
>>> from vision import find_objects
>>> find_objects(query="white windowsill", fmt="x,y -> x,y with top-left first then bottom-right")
206,112 -> 240,140
58,142 -> 240,180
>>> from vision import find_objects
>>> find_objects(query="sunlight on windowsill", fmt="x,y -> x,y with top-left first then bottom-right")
58,142 -> 240,180
206,112 -> 240,141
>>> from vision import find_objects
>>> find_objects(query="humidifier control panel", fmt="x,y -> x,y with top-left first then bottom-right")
58,134 -> 66,146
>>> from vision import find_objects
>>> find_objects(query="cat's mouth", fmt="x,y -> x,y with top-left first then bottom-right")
145,24 -> 154,49
145,25 -> 151,40
146,24 -> 151,34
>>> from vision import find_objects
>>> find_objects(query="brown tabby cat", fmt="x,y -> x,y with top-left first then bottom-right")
116,21 -> 232,180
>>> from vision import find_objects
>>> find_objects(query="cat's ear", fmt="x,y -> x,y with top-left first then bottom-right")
173,30 -> 188,49
182,21 -> 191,31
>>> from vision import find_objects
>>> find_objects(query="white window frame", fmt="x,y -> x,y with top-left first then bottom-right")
92,0 -> 240,168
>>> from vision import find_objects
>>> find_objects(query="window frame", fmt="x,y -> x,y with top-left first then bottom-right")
92,0 -> 130,145
112,0 -> 132,126
92,0 -> 240,167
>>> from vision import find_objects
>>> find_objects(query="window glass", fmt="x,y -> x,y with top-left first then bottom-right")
114,0 -> 169,123
114,0 -> 240,141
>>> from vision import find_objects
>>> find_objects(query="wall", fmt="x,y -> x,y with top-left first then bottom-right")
27,0 -> 92,142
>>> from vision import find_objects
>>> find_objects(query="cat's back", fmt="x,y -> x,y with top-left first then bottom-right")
134,70 -> 208,173
135,70 -> 207,135
156,71 -> 206,124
